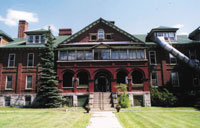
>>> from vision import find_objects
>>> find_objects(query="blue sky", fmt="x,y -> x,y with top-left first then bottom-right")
0,0 -> 199,38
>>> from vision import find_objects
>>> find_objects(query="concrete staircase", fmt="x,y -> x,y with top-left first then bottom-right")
92,92 -> 115,111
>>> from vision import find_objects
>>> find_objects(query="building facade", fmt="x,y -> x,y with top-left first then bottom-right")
0,18 -> 199,108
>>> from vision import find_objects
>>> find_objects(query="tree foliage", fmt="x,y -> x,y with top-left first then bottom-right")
117,83 -> 130,108
33,29 -> 62,108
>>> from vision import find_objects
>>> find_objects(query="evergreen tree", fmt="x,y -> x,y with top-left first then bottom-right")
34,28 -> 62,108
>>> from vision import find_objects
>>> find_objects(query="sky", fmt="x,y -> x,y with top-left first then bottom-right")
0,0 -> 199,38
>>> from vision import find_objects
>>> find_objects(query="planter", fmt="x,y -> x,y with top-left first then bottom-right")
116,107 -> 121,112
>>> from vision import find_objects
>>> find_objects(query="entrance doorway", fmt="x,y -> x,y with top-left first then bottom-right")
94,72 -> 111,92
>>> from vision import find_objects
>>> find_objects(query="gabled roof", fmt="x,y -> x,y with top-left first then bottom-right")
63,18 -> 143,44
0,29 -> 13,41
189,26 -> 200,40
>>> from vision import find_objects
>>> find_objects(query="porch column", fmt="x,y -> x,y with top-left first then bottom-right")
128,73 -> 132,91
73,74 -> 77,92
111,73 -> 117,92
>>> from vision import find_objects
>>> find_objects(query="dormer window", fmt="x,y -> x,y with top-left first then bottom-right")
27,35 -> 46,44
98,29 -> 104,39
156,32 -> 176,41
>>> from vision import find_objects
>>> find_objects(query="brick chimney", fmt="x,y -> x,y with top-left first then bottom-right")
59,28 -> 72,36
18,20 -> 28,38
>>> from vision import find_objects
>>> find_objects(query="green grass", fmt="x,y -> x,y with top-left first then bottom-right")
0,107 -> 91,128
116,107 -> 200,128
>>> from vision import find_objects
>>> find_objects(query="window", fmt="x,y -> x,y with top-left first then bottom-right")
149,51 -> 157,65
171,72 -> 179,87
8,54 -> 15,67
25,96 -> 31,106
112,50 -> 119,59
94,49 -> 110,60
169,54 -> 177,64
119,50 -> 127,59
106,34 -> 112,40
90,34 -> 97,41
4,97 -> 11,106
26,76 -> 33,89
193,73 -> 200,87
77,51 -> 85,60
6,76 -> 12,89
68,51 -> 76,60
189,50 -> 196,60
27,53 -> 34,66
151,72 -> 158,86
60,51 -> 67,60
156,32 -> 176,41
28,35 -> 33,43
85,51 -> 93,60
137,50 -> 145,59
129,50 -> 137,59
35,35 -> 40,43
41,35 -> 45,44
98,29 -> 104,39
132,70 -> 144,84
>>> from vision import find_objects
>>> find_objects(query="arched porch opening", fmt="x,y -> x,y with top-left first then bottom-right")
77,71 -> 90,88
117,70 -> 128,85
131,70 -> 145,84
94,70 -> 112,92
63,71 -> 74,87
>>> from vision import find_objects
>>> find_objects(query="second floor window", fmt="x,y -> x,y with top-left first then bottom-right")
8,54 -> 15,67
6,76 -> 13,89
149,51 -> 157,65
27,53 -> 34,66
169,54 -> 177,64
94,49 -> 110,60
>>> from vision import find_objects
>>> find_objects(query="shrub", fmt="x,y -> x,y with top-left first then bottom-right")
151,86 -> 177,107
117,83 -> 130,108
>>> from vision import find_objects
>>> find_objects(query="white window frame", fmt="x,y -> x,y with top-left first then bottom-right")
8,53 -> 15,67
151,72 -> 158,86
26,75 -> 33,89
5,75 -> 13,89
90,33 -> 97,41
169,54 -> 177,65
171,72 -> 179,87
149,51 -> 157,65
27,35 -> 44,44
97,29 -> 105,39
27,53 -> 34,67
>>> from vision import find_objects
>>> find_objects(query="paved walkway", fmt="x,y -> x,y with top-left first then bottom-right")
87,111 -> 123,128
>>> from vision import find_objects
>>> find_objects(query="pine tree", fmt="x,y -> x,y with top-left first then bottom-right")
34,28 -> 62,108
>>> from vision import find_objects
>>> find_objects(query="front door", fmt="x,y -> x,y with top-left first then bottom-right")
94,73 -> 110,92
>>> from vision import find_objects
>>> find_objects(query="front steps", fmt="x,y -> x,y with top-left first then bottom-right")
92,92 -> 115,111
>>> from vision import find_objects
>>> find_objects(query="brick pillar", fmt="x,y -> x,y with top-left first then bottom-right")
89,80 -> 94,92
16,52 -> 22,94
73,74 -> 77,92
111,73 -> 117,92
128,73 -> 132,91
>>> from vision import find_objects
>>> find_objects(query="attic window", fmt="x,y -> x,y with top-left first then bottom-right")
27,35 -> 46,44
156,32 -> 176,41
98,29 -> 104,39
106,34 -> 112,40
90,34 -> 97,41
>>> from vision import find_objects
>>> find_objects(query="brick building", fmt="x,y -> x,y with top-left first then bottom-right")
0,18 -> 199,109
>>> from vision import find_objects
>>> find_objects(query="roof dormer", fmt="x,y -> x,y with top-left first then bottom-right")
189,27 -> 200,41
25,29 -> 50,44
146,26 -> 179,42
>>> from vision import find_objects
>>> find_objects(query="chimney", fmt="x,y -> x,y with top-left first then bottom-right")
18,20 -> 28,38
59,28 -> 72,36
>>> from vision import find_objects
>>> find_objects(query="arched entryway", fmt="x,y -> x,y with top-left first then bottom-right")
94,71 -> 112,92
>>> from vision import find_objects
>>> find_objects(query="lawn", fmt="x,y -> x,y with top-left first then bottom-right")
116,107 -> 200,128
0,107 -> 91,128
